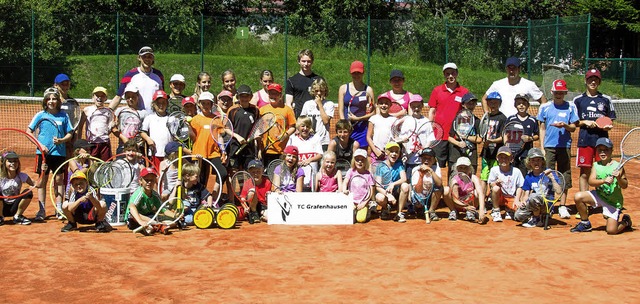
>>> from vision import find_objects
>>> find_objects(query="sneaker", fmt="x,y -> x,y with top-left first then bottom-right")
248,212 -> 261,224
34,209 -> 46,222
504,210 -> 514,221
380,205 -> 391,221
13,215 -> 31,225
575,213 -> 581,219
621,214 -> 633,231
448,210 -> 457,221
570,221 -> 592,233
394,212 -> 406,223
61,222 -> 77,232
558,205 -> 571,219
491,209 -> 503,222
429,211 -> 440,222
465,210 -> 477,222
95,220 -> 113,233
522,216 -> 539,228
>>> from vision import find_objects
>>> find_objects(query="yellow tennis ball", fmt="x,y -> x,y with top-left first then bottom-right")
185,116 -> 192,122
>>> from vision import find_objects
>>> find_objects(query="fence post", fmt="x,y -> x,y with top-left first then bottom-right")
30,9 -> 34,97
115,11 -> 120,90
445,16 -> 449,63
554,15 -> 559,64
527,18 -> 532,79
622,60 -> 627,97
200,14 -> 204,72
367,15 -> 371,86
284,16 -> 288,87
585,13 -> 591,71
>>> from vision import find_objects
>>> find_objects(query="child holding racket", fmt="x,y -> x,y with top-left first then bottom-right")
341,149 -> 375,221
572,138 -> 632,234
168,162 -> 213,226
27,88 -> 74,221
259,83 -> 297,166
125,167 -> 174,232
60,171 -> 112,233
386,69 -> 412,117
227,84 -> 260,169
445,157 -> 485,223
411,148 -> 444,223
272,146 -> 305,193
480,91 -> 507,199
0,151 -> 34,225
160,141 -> 182,201
327,119 -> 359,165
374,142 -> 410,222
505,93 -> 539,176
83,86 -> 114,160
122,140 -> 144,192
367,94 -> 397,162
448,92 -> 482,174
487,146 -> 525,222
287,116 -> 323,191
537,79 -> 579,219
514,148 -> 552,228
315,151 -> 343,193
300,77 -> 335,151
141,90 -> 173,170
114,85 -> 148,155
243,160 -> 273,224
400,94 -> 430,178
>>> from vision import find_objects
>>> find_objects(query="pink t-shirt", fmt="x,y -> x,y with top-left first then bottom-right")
318,170 -> 338,192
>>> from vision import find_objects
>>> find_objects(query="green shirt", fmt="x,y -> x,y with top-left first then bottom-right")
125,187 -> 162,219
594,160 -> 623,209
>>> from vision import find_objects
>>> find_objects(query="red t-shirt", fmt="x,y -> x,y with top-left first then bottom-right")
241,176 -> 272,206
428,83 -> 468,140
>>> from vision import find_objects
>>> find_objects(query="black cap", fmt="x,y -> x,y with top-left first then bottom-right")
389,69 -> 404,80
237,84 -> 253,96
461,92 -> 477,103
2,151 -> 19,159
419,147 -> 436,157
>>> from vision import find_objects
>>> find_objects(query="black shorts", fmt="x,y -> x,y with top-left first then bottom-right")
73,204 -> 97,224
35,154 -> 67,175
1,190 -> 33,216
432,140 -> 449,168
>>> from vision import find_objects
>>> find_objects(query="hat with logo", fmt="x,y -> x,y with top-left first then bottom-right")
182,96 -> 196,106
237,84 -> 252,96
2,151 -> 19,159
419,147 -> 436,157
267,83 -> 282,93
248,159 -> 264,169
283,145 -> 299,156
487,91 -> 502,101
170,74 -> 185,83
140,167 -> 158,178
70,171 -> 87,182
595,137 -> 613,149
514,93 -> 530,104
73,139 -> 92,150
461,92 -> 477,104
497,146 -> 512,156
551,79 -> 568,92
138,46 -> 154,56
585,68 -> 601,80
350,61 -> 364,74
152,90 -> 168,100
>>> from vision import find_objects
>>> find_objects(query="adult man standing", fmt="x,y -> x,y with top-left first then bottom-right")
428,63 -> 469,169
109,46 -> 164,114
286,49 -> 321,118
482,57 -> 546,117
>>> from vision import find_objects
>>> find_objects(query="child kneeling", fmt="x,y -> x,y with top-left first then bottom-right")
61,171 -> 112,232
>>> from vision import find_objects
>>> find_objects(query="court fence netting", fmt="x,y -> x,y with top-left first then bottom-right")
1,96 -> 639,158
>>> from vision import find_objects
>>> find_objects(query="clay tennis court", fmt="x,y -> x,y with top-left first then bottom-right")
2,100 -> 640,302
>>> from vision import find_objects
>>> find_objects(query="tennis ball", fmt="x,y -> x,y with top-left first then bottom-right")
185,116 -> 192,122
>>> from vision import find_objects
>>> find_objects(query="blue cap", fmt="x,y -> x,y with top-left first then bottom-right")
54,73 -> 70,84
248,159 -> 264,169
461,92 -> 477,103
389,69 -> 404,80
164,141 -> 182,154
487,91 -> 502,101
505,57 -> 521,67
595,137 -> 613,149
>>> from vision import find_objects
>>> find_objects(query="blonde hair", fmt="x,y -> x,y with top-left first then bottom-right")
321,151 -> 337,173
351,154 -> 370,170
309,77 -> 328,96
193,72 -> 211,98
296,116 -> 312,130
182,162 -> 200,177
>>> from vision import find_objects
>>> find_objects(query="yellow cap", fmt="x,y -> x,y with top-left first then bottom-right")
385,142 -> 400,150
92,86 -> 108,95
70,171 -> 87,181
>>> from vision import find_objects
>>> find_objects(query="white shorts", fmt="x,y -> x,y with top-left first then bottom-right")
587,190 -> 621,220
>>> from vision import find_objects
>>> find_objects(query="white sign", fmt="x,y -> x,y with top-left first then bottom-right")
267,192 -> 353,225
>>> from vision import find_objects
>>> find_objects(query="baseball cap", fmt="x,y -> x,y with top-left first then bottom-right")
454,157 -> 472,168
461,92 -> 477,104
442,62 -> 458,71
54,73 -> 70,84
497,146 -> 512,156
43,87 -> 59,97
199,92 -> 215,101
140,167 -> 158,178
283,145 -> 299,156
181,96 -> 196,106
170,74 -> 185,83
123,84 -> 139,94
419,147 -> 435,157
70,171 -> 87,182
514,93 -> 530,104
585,68 -> 601,80
267,83 -> 282,93
247,159 -> 264,169
92,86 -> 108,95
385,142 -> 400,150
527,148 -> 544,159
409,94 -> 423,104
237,84 -> 252,96
486,91 -> 502,101
217,90 -> 234,100
138,46 -> 154,56
164,141 -> 182,155
152,90 -> 168,100
353,149 -> 367,159
389,69 -> 404,80
350,61 -> 364,74
505,57 -> 521,67
377,93 -> 391,102
73,139 -> 92,150
595,137 -> 613,149
2,151 -> 19,159
551,79 -> 568,92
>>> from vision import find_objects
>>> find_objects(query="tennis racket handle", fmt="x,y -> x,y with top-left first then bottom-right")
235,138 -> 253,155
133,224 -> 146,233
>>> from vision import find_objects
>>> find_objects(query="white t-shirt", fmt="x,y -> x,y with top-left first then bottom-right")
1,172 -> 30,203
485,77 -> 544,117
300,99 -> 335,146
369,114 -> 396,151
287,133 -> 323,187
400,116 -> 430,165
129,68 -> 162,115
487,166 -> 525,197
141,113 -> 171,157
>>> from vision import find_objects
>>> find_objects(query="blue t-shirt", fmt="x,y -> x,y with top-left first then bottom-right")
572,93 -> 616,147
389,160 -> 405,183
506,114 -> 539,159
522,171 -> 544,192
537,101 -> 579,148
28,110 -> 73,157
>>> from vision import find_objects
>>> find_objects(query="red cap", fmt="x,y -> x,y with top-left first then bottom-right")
217,90 -> 234,100
140,167 -> 158,178
267,83 -> 282,93
152,90 -> 167,100
181,96 -> 196,106
283,145 -> 298,156
377,93 -> 391,102
585,68 -> 601,80
350,61 -> 364,74
551,79 -> 568,92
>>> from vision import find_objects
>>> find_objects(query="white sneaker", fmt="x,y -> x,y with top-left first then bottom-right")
504,210 -> 513,221
522,216 -> 539,228
558,206 -> 571,219
491,209 -> 503,222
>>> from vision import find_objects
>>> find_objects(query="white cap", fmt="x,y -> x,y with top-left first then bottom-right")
170,74 -> 185,83
442,62 -> 458,71
454,157 -> 471,168
199,92 -> 215,101
123,84 -> 138,94
353,149 -> 367,159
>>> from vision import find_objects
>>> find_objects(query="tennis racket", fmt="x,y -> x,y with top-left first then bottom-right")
167,96 -> 183,115
300,164 -> 316,192
389,96 -> 404,116
370,160 -> 394,190
478,112 -> 490,141
266,159 -> 283,182
595,116 -> 613,129
33,116 -> 65,155
167,111 -> 191,143
235,112 -> 277,155
336,159 -> 351,178
61,99 -> 83,131
411,169 -> 434,208
209,113 -> 234,152
0,128 -> 45,200
412,121 -> 444,152
117,108 -> 143,142
449,171 -> 477,220
614,127 -> 640,172
502,121 -> 525,156
231,171 -> 254,215
347,90 -> 367,128
348,175 -> 372,223
87,107 -> 116,141
263,113 -> 287,152
453,109 -> 476,156
390,116 -> 417,143
92,159 -> 133,189
132,196 -> 184,235
537,169 -> 566,230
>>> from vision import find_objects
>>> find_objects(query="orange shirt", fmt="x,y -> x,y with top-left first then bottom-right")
259,103 -> 296,155
190,114 -> 221,158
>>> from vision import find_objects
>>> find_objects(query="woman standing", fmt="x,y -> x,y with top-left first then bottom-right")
338,61 -> 375,149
